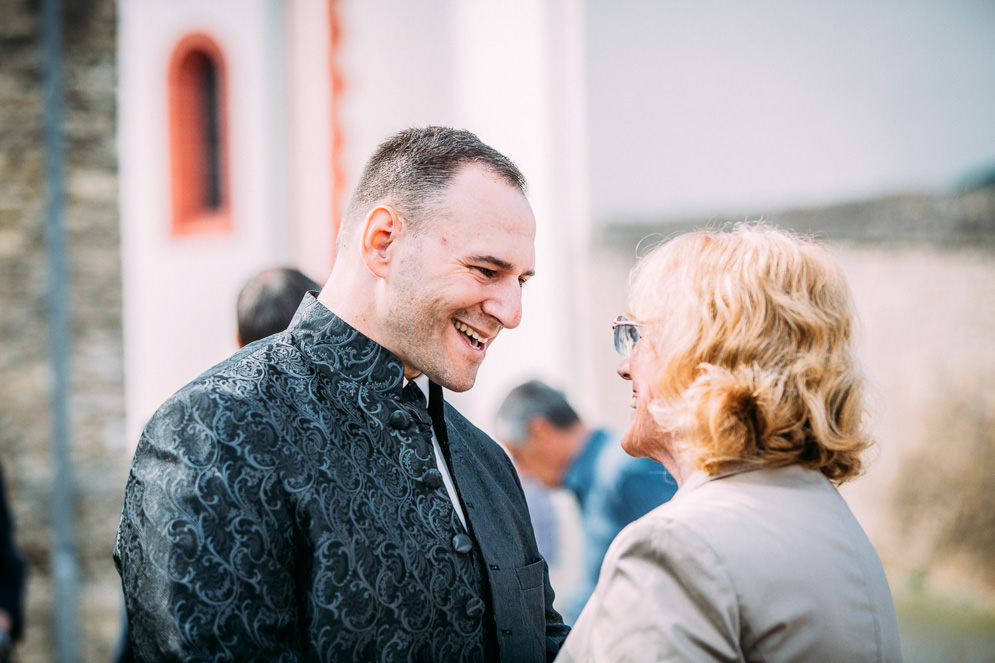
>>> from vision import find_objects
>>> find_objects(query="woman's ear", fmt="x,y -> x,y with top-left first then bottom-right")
360,206 -> 401,278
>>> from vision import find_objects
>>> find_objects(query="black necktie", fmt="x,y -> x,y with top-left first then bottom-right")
401,380 -> 427,408
427,381 -> 449,450
401,379 -> 451,467
401,381 -> 431,428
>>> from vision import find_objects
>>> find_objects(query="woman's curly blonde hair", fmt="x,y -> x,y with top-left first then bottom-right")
627,223 -> 871,484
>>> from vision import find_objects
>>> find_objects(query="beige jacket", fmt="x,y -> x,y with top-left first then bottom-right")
556,464 -> 902,662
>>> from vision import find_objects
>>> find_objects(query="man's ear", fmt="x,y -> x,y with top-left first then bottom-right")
527,417 -> 555,444
360,206 -> 402,278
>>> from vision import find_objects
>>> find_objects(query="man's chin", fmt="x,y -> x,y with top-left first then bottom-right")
438,374 -> 476,393
428,366 -> 479,393
421,351 -> 484,392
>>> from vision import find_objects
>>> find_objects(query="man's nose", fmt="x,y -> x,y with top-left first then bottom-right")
617,356 -> 631,380
482,279 -> 523,330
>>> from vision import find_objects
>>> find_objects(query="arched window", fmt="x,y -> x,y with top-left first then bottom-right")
168,34 -> 230,235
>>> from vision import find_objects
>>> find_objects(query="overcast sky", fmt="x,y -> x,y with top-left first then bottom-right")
586,0 -> 995,222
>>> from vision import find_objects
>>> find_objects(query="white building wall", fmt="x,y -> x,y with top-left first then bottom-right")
285,0 -> 335,281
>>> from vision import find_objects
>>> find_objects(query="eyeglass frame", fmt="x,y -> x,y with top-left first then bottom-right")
612,315 -> 643,357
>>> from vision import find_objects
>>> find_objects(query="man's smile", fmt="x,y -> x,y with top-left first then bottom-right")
453,319 -> 491,351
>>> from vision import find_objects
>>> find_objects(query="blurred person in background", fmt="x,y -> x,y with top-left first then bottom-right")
556,223 -> 902,662
0,460 -> 25,663
114,126 -> 568,661
236,266 -> 319,347
495,379 -> 677,624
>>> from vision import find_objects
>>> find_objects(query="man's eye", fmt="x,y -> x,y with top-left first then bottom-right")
474,266 -> 496,278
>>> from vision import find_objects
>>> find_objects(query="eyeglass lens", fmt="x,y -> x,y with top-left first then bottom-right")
613,319 -> 640,356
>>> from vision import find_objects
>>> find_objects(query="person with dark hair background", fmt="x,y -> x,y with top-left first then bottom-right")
0,460 -> 25,663
236,267 -> 319,347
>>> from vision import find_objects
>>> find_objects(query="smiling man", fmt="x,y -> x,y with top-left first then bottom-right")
115,127 -> 569,662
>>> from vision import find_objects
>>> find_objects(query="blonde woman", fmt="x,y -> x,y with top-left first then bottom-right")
557,224 -> 902,662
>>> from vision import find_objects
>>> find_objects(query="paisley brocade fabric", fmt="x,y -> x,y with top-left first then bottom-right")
114,295 -> 567,662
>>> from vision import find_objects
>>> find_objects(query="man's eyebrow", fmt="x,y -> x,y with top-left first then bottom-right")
468,255 -> 535,278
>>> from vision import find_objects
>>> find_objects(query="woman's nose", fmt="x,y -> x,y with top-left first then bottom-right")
617,355 -> 631,381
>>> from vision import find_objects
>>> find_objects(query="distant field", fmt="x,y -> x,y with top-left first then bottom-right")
895,589 -> 995,663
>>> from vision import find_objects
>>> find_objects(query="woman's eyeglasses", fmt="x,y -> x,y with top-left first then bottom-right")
612,316 -> 642,357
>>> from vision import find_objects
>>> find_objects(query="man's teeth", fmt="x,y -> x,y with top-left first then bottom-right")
454,321 -> 485,348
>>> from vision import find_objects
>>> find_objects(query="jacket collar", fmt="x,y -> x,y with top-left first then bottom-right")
676,463 -> 814,499
289,293 -> 407,399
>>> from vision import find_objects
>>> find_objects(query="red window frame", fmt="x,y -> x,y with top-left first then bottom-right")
168,33 -> 231,236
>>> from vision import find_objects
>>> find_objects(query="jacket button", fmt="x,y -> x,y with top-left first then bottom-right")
388,410 -> 411,429
452,533 -> 473,554
423,469 -> 444,490
465,597 -> 485,618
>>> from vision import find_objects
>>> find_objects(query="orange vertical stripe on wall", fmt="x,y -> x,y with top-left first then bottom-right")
328,0 -> 345,263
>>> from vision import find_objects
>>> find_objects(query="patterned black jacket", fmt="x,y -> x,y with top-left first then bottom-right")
114,295 -> 568,662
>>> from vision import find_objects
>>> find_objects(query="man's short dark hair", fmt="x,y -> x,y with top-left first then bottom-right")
343,126 -> 527,236
494,379 -> 581,447
236,267 -> 319,346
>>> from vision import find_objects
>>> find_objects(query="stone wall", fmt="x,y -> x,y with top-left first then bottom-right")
0,0 -> 127,660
